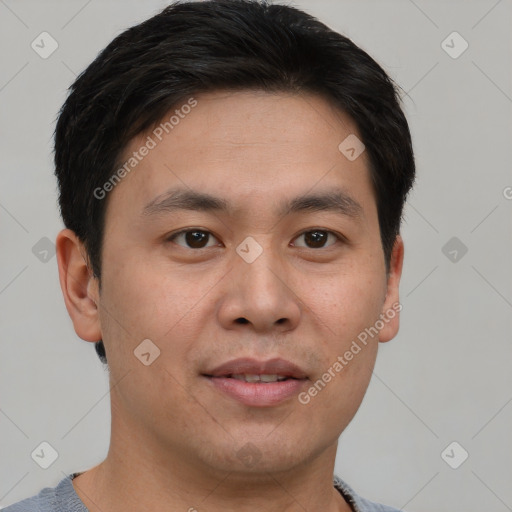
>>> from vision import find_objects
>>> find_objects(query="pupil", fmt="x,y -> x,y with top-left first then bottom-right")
183,230 -> 328,249
186,230 -> 208,248
305,230 -> 326,248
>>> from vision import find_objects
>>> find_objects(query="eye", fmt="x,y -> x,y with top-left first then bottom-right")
167,229 -> 220,249
292,229 -> 341,249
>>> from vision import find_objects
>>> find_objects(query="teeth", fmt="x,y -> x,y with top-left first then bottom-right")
231,374 -> 288,383
241,374 -> 261,383
259,374 -> 278,382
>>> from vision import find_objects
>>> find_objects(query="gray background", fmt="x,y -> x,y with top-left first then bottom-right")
1,1 -> 511,511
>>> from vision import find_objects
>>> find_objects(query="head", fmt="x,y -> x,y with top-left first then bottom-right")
55,0 -> 414,476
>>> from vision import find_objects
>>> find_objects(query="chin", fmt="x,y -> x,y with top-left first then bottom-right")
196,430 -> 323,476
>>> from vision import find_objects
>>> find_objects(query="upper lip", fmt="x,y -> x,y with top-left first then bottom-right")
204,357 -> 308,379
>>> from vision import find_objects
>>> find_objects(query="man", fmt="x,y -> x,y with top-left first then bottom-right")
4,0 -> 415,510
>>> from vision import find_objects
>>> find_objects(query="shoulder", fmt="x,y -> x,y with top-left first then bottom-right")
334,475 -> 405,512
1,474 -> 86,512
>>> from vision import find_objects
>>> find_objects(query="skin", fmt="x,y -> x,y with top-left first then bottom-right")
56,90 -> 404,512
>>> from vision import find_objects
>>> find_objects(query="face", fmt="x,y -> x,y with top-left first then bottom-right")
64,90 -> 403,475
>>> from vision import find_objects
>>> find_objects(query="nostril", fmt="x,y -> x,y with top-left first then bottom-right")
235,318 -> 249,324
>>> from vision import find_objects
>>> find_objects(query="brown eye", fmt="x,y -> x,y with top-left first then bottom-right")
293,230 -> 339,249
168,229 -> 219,249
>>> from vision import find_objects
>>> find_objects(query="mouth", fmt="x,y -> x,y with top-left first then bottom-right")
211,373 -> 294,383
202,358 -> 309,407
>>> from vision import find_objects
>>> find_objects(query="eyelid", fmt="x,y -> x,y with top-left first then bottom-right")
291,228 -> 346,248
166,227 -> 347,249
166,228 -> 221,248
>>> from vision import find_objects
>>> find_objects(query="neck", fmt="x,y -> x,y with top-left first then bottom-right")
72,402 -> 352,512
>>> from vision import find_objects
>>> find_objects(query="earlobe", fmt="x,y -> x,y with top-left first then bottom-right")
378,235 -> 404,343
56,229 -> 102,343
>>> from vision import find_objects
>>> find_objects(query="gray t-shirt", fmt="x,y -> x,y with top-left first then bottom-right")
2,473 -> 403,512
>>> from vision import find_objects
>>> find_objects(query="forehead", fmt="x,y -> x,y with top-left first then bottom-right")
107,90 -> 375,221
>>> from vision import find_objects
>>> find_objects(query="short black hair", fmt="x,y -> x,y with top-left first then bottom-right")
54,0 -> 415,365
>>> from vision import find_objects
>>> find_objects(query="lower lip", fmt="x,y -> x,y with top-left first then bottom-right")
204,376 -> 307,407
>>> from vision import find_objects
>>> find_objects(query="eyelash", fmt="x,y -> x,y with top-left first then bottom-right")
165,228 -> 346,250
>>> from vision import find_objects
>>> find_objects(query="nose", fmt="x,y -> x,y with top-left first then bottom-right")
216,245 -> 301,334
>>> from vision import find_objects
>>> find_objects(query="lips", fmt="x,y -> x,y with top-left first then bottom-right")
203,357 -> 308,380
202,358 -> 308,407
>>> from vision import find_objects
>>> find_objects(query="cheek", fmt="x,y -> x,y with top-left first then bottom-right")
100,260 -> 206,420
102,254 -> 217,340
99,255 -> 227,398
304,267 -> 386,341
295,340 -> 377,445
297,265 -> 383,427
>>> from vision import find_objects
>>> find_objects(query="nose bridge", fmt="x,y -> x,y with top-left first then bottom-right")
236,231 -> 291,289
235,237 -> 282,296
218,236 -> 301,332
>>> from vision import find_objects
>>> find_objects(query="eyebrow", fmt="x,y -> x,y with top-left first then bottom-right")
141,187 -> 363,221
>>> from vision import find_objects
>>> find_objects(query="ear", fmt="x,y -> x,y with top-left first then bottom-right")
56,228 -> 102,342
378,234 -> 404,343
